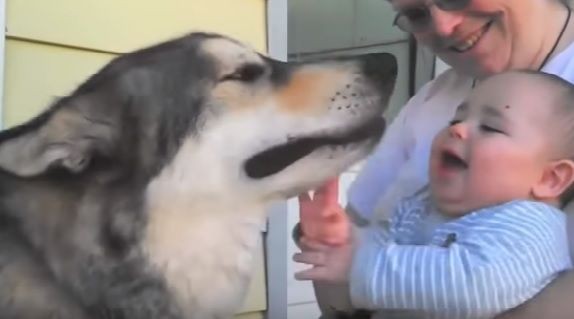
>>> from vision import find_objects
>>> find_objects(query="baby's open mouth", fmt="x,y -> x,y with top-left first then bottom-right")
441,150 -> 468,170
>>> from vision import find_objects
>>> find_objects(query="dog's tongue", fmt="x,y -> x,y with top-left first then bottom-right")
244,138 -> 321,179
244,117 -> 385,179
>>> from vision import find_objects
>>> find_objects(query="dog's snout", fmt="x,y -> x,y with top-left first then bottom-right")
360,53 -> 398,85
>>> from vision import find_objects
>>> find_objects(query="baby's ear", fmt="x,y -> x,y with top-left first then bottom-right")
533,159 -> 574,201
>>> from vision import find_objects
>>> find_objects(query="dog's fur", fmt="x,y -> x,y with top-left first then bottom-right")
0,32 -> 396,319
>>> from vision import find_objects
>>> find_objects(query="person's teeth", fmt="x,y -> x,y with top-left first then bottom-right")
455,33 -> 480,51
452,26 -> 487,52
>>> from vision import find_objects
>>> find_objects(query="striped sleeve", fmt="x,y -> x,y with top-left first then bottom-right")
349,201 -> 572,319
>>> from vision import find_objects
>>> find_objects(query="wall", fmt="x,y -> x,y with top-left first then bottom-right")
4,0 -> 267,127
3,1 -> 268,318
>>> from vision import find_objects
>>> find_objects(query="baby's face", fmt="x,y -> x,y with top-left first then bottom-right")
430,74 -> 557,216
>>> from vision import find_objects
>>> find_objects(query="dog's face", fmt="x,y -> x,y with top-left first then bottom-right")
0,32 -> 396,203
195,37 -> 397,200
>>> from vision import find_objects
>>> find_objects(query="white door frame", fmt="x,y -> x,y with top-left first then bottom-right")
265,0 -> 289,318
0,0 -> 6,129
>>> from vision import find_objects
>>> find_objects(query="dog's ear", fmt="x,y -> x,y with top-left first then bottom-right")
0,98 -> 115,177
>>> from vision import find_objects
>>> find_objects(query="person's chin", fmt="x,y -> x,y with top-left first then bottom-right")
440,32 -> 502,76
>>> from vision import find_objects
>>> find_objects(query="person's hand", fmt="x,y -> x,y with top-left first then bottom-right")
298,178 -> 350,245
292,235 -> 354,284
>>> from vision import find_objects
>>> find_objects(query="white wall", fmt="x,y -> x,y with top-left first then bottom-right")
435,58 -> 450,77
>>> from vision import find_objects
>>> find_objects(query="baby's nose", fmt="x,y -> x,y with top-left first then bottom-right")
449,122 -> 468,139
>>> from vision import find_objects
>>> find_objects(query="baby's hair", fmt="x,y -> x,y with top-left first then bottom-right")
503,70 -> 574,207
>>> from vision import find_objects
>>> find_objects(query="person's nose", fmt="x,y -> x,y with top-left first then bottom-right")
430,7 -> 465,37
448,122 -> 468,139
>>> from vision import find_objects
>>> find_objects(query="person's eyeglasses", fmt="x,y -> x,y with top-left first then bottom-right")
393,0 -> 471,33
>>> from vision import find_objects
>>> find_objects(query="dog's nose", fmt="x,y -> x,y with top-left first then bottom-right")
360,52 -> 398,85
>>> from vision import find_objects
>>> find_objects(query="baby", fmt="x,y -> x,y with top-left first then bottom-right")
294,70 -> 574,319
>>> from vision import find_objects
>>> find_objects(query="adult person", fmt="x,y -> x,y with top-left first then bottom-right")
294,0 -> 574,318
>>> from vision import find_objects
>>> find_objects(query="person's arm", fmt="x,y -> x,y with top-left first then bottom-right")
496,204 -> 574,319
294,192 -> 405,318
293,181 -> 364,317
350,201 -> 571,318
495,270 -> 574,319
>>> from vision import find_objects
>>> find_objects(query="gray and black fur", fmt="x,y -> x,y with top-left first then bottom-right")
0,32 -> 397,319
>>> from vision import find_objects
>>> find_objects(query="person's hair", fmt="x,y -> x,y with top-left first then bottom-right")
505,70 -> 574,207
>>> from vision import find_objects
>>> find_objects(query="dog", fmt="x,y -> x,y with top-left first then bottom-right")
0,32 -> 397,319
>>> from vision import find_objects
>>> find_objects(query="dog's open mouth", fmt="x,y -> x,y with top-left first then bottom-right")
244,117 -> 385,179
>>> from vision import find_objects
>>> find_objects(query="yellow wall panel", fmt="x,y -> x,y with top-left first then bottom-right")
3,39 -> 116,127
7,0 -> 266,54
236,312 -> 264,319
4,1 -> 269,316
239,235 -> 267,313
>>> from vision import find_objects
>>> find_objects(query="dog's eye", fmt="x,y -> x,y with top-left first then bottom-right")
221,64 -> 265,83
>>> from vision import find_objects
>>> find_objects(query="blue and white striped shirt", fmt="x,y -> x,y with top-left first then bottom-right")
350,196 -> 572,319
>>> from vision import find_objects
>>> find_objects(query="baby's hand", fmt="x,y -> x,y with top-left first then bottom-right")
298,178 -> 350,245
293,236 -> 354,283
